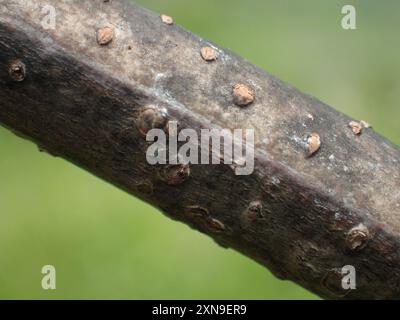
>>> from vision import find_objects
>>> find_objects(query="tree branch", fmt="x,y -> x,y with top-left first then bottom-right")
1,0 -> 399,299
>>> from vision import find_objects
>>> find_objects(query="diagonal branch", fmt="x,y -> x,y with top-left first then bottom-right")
0,0 -> 399,299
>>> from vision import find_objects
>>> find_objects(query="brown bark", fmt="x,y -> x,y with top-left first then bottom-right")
0,0 -> 399,299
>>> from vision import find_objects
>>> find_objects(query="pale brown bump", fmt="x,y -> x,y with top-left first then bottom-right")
159,163 -> 190,185
243,201 -> 264,220
97,26 -> 114,45
200,46 -> 218,62
346,223 -> 370,252
307,113 -> 314,121
8,59 -> 26,82
136,106 -> 168,137
186,205 -> 209,217
232,83 -> 255,106
306,132 -> 321,157
208,218 -> 226,233
248,201 -> 263,217
185,205 -> 225,233
349,121 -> 363,135
161,14 -> 173,25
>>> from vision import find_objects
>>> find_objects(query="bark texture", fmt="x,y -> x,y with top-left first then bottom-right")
1,0 -> 400,299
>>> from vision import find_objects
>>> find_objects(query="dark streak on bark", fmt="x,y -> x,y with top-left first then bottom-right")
0,0 -> 399,299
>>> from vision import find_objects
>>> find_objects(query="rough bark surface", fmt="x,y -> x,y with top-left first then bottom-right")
1,0 -> 399,299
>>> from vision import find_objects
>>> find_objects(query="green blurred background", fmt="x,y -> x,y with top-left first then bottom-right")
0,0 -> 399,299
